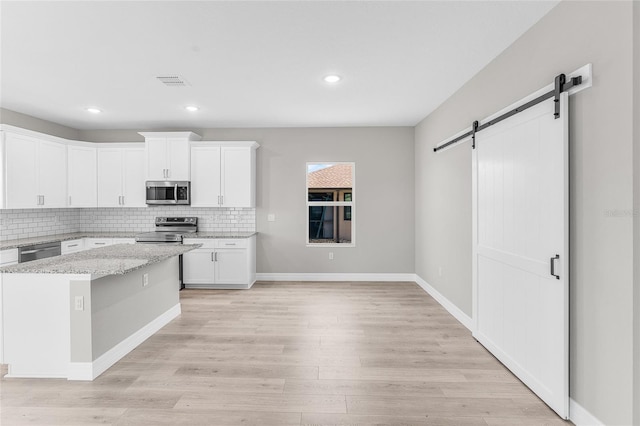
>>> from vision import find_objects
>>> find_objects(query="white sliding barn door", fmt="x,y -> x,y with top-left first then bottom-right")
472,93 -> 569,419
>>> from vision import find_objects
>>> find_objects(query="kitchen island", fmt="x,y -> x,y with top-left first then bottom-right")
0,243 -> 199,380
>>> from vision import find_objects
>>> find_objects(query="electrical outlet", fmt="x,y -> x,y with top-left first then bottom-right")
74,296 -> 84,311
329,252 -> 334,260
143,273 -> 149,287
267,214 -> 276,222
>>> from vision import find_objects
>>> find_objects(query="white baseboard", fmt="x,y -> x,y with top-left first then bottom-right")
414,275 -> 473,331
570,398 -> 605,426
68,303 -> 181,381
255,273 -> 416,282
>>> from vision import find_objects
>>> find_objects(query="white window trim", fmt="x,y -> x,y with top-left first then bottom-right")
306,162 -> 355,247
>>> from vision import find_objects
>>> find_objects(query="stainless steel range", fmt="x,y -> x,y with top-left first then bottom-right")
135,217 -> 198,243
136,217 -> 198,290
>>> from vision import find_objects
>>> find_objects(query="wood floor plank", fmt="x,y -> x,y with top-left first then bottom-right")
174,363 -> 319,379
175,392 -> 347,413
300,412 -> 430,426
284,378 -> 444,397
115,408 -> 301,426
320,366 -> 468,382
345,395 -> 531,417
0,407 -> 126,425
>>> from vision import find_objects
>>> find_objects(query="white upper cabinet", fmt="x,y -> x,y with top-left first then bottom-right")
190,142 -> 258,208
221,146 -> 255,208
122,148 -> 145,207
3,131 -> 67,209
190,146 -> 221,207
140,132 -> 201,181
67,144 -> 97,207
97,146 -> 145,208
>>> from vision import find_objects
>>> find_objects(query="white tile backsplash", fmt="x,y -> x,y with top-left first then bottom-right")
0,207 -> 255,241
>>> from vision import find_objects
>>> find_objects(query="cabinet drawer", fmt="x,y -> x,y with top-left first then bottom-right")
183,239 -> 216,249
0,248 -> 19,265
85,239 -> 113,249
61,239 -> 84,254
216,239 -> 248,249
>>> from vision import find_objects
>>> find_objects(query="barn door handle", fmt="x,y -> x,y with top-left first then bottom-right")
550,254 -> 560,280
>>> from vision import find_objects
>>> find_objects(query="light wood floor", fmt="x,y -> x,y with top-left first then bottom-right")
1,282 -> 571,425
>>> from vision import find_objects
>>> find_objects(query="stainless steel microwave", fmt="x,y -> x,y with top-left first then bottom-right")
146,181 -> 190,205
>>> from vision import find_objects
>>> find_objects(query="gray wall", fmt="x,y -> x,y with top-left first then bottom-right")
80,127 -> 416,275
90,257 -> 180,359
415,1 -> 634,424
0,108 -> 80,140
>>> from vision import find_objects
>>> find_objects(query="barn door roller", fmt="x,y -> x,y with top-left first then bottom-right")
433,72 -> 582,153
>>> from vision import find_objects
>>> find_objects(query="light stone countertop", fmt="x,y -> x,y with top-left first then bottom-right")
0,231 -> 257,250
0,232 -> 140,250
0,243 -> 201,275
186,232 -> 257,239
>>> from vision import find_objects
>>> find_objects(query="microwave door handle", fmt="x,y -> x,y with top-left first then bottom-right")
174,184 -> 178,203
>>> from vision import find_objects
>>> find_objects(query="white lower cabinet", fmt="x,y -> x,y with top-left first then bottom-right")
0,248 -> 19,267
0,248 -> 19,363
84,238 -> 135,249
61,239 -> 85,254
182,236 -> 256,289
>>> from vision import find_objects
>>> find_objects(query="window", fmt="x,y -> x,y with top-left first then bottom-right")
306,162 -> 354,246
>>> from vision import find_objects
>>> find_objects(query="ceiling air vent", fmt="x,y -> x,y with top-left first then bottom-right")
156,75 -> 190,87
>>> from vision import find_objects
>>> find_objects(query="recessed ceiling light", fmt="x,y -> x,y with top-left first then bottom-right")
86,107 -> 101,114
323,75 -> 341,83
185,106 -> 199,112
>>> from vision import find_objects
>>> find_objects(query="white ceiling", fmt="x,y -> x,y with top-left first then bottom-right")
0,1 -> 558,130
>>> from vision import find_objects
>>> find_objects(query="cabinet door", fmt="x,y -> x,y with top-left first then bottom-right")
38,140 -> 67,207
97,149 -> 124,207
166,139 -> 190,180
221,147 -> 254,207
122,148 -> 145,207
214,249 -> 248,284
5,133 -> 39,208
146,139 -> 167,180
183,249 -> 215,284
68,145 -> 97,207
190,146 -> 221,207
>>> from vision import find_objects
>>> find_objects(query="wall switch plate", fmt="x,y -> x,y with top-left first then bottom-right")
143,273 -> 149,287
329,252 -> 334,260
267,214 -> 276,222
74,296 -> 84,311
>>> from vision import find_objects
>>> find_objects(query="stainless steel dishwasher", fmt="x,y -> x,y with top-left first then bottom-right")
18,241 -> 61,263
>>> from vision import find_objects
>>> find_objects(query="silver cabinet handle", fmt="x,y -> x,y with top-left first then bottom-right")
122,196 -> 125,205
211,252 -> 214,262
174,183 -> 178,202
220,195 -> 224,205
67,244 -> 79,248
224,243 -> 236,246
214,252 -> 218,262
42,195 -> 45,205
94,242 -> 106,245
